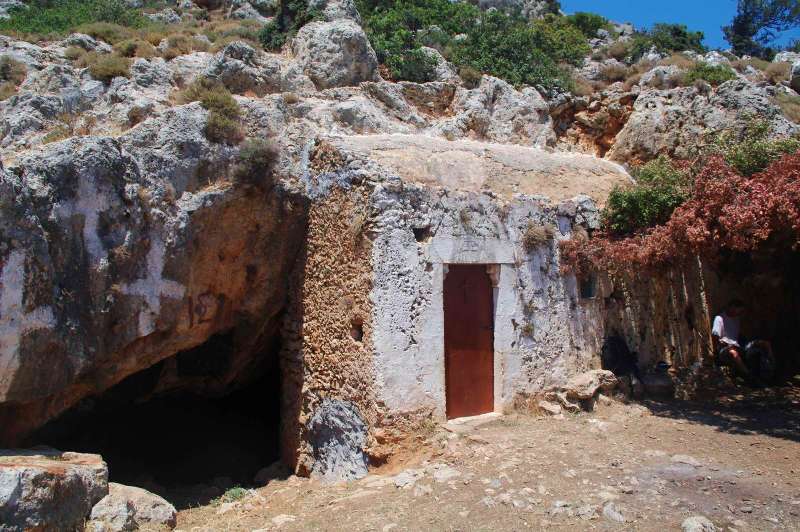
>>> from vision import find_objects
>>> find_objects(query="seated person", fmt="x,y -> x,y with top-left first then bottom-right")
712,300 -> 775,384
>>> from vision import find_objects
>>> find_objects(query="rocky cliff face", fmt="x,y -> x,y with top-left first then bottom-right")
0,0 -> 799,449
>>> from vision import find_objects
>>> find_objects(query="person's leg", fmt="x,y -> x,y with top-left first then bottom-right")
725,346 -> 751,380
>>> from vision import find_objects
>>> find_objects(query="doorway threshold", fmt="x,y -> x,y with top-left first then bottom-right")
444,412 -> 502,434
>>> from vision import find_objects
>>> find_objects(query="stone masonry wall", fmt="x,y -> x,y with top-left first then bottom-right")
280,185 -> 379,475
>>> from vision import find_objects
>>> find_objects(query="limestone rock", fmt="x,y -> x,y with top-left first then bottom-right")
563,370 -> 617,401
417,46 -> 458,83
87,482 -> 177,531
119,103 -> 237,194
792,62 -> 800,94
0,92 -> 64,148
308,399 -> 369,482
292,19 -> 379,89
308,0 -> 361,23
682,516 -> 716,532
0,449 -> 108,532
202,41 -> 277,95
537,399 -> 562,416
774,51 -> 800,64
230,2 -> 270,24
433,75 -> 555,147
608,80 -> 798,163
639,65 -> 684,89
146,8 -> 182,25
62,33 -> 112,53
130,57 -> 174,89
474,0 -> 559,19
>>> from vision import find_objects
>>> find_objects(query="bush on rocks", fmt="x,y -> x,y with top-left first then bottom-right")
683,63 -> 737,86
566,12 -> 612,39
113,38 -> 157,58
0,55 -> 26,100
603,156 -> 691,236
358,0 -> 588,91
180,77 -> 244,144
232,138 -> 279,188
630,23 -> 706,61
80,52 -> 131,83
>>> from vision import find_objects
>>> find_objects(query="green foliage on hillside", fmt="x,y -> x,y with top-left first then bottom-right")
356,0 -> 588,90
714,120 -> 800,176
603,157 -> 691,236
0,0 -> 149,38
683,63 -> 737,86
565,12 -> 611,39
630,23 -> 707,60
258,0 -> 321,51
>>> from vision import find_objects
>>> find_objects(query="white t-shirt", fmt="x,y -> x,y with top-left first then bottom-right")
712,313 -> 740,347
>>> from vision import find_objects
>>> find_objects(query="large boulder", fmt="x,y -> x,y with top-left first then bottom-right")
607,80 -> 799,163
562,369 -> 618,401
87,482 -> 177,531
307,399 -> 369,482
292,19 -> 379,90
0,449 -> 108,531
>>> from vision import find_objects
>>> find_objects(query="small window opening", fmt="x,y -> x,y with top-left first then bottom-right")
580,274 -> 597,299
350,317 -> 364,342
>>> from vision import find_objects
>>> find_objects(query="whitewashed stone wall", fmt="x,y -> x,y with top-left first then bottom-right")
369,183 -> 606,418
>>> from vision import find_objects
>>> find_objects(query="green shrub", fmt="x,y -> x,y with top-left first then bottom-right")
232,138 -> 279,188
630,23 -> 706,61
713,120 -> 800,176
603,156 -> 691,235
566,12 -> 611,39
113,38 -> 157,58
0,56 -> 26,85
206,112 -> 244,144
358,0 -> 588,90
258,0 -> 321,51
180,77 -> 244,144
683,63 -> 736,86
76,22 -> 135,44
82,52 -> 130,83
0,0 -> 147,39
258,19 -> 287,51
213,486 -> 248,505
386,48 -> 438,83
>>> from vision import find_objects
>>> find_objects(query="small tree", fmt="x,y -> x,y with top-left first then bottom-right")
723,0 -> 800,58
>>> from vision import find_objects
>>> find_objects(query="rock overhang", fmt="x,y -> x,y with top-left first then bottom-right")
323,134 -> 633,206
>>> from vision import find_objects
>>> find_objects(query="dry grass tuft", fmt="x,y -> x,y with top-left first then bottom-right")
522,222 -> 555,251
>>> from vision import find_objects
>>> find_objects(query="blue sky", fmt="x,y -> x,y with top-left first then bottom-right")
562,0 -> 800,50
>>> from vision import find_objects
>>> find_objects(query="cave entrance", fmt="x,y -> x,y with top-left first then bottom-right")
31,330 -> 285,509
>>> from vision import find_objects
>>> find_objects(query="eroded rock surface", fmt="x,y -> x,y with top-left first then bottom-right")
307,400 -> 369,482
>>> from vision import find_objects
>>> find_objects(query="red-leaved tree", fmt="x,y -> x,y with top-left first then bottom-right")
560,153 -> 800,276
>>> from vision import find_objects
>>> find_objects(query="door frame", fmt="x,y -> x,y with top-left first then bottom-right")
443,264 -> 496,419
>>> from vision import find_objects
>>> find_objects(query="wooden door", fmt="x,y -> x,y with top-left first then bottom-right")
444,264 -> 494,419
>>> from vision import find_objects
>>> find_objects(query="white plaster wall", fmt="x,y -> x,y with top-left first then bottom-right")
369,186 -> 605,419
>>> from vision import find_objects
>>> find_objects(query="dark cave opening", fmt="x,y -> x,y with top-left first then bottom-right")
32,330 -> 284,508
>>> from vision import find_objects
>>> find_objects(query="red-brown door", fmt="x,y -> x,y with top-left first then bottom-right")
444,264 -> 494,419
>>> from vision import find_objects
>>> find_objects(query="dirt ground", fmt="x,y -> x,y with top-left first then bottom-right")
177,383 -> 800,531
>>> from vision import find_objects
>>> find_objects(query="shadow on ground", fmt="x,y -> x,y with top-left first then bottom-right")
642,380 -> 800,443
